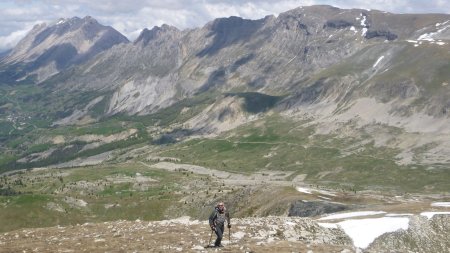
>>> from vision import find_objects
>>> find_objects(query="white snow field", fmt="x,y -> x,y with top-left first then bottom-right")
318,210 -> 450,248
337,217 -> 409,248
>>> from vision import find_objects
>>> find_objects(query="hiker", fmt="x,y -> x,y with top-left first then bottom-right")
209,202 -> 231,247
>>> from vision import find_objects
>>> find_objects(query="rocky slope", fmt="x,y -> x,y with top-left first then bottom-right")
3,5 -> 450,120
49,5 -> 450,117
0,16 -> 129,82
367,215 -> 450,253
0,217 -> 352,252
1,215 -> 448,253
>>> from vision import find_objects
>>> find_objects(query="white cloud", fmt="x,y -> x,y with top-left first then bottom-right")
0,28 -> 30,52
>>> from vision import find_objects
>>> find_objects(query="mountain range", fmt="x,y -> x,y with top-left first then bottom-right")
1,5 -> 450,190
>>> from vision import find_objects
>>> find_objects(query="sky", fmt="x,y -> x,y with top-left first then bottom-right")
0,0 -> 449,52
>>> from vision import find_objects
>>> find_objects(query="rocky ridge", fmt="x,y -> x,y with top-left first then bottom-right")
0,16 -> 129,82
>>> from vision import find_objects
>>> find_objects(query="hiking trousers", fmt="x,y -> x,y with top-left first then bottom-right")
214,224 -> 224,246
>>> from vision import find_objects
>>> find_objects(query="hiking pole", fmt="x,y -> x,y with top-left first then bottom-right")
228,226 -> 231,243
208,229 -> 213,247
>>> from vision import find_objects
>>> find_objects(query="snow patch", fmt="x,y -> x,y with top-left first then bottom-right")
56,19 -> 66,25
373,56 -> 384,68
295,187 -> 312,194
420,212 -> 450,219
385,213 -> 413,217
417,23 -> 450,42
295,186 -> 336,196
431,202 -> 450,207
362,28 -> 368,37
418,33 -> 435,41
437,20 -> 450,26
360,14 -> 368,37
338,217 -> 409,248
319,211 -> 386,221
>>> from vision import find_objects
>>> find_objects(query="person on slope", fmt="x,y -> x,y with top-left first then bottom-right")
208,202 -> 231,247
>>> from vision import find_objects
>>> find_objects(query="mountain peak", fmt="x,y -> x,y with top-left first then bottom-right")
83,15 -> 95,21
134,24 -> 180,46
2,15 -> 128,82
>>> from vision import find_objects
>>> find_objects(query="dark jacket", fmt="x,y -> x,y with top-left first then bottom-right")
209,206 -> 230,228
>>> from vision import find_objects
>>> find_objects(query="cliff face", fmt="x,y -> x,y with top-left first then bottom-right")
3,6 -> 450,121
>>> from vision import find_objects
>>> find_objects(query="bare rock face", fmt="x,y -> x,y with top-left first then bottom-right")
288,201 -> 349,217
1,16 -> 129,82
366,215 -> 450,253
44,5 -> 450,122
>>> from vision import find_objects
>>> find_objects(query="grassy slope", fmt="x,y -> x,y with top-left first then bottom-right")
0,90 -> 218,172
158,114 -> 450,193
0,163 -> 190,232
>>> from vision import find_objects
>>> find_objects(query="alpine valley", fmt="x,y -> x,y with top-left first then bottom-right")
1,5 -> 450,253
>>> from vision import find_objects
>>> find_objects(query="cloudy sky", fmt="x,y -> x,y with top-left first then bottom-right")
0,0 -> 449,52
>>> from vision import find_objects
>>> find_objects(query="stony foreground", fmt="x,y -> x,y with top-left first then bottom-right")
1,215 -> 449,253
0,216 -> 353,253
